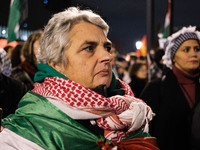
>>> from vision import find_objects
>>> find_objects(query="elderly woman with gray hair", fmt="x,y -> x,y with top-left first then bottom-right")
0,7 -> 158,150
140,26 -> 200,150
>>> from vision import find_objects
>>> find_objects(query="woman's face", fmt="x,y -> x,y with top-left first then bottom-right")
110,47 -> 117,66
51,22 -> 113,89
136,65 -> 147,79
7,47 -> 13,59
33,39 -> 40,56
173,39 -> 200,75
33,39 -> 41,65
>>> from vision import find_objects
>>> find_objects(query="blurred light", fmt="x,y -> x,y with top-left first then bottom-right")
43,0 -> 48,4
157,33 -> 163,39
23,23 -> 28,28
2,30 -> 6,35
125,54 -> 130,62
22,35 -> 28,41
135,41 -> 143,49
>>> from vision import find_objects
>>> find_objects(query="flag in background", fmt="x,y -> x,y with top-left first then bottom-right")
136,35 -> 147,57
140,35 -> 147,57
7,0 -> 28,43
162,0 -> 171,38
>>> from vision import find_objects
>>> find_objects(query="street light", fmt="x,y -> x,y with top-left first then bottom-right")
135,41 -> 143,49
2,30 -> 6,35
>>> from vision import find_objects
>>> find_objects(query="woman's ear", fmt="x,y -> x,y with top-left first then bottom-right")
172,57 -> 175,64
48,62 -> 63,72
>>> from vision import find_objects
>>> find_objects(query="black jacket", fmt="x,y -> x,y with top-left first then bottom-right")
140,70 -> 200,150
0,73 -> 28,118
129,75 -> 147,98
191,99 -> 200,150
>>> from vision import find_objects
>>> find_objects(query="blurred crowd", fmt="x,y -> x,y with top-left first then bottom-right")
0,30 -> 42,117
110,45 -> 165,98
111,26 -> 200,150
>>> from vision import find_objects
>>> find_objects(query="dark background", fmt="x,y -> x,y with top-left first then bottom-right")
0,0 -> 200,54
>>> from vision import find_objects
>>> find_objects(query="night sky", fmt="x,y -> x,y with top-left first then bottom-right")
0,0 -> 200,54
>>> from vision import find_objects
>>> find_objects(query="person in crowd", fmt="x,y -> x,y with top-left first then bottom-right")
11,30 -> 42,90
116,56 -> 131,84
10,42 -> 24,68
136,56 -> 147,64
3,45 -> 13,59
129,52 -> 138,66
148,48 -> 164,81
129,63 -> 148,97
0,48 -> 12,77
191,100 -> 200,150
0,7 -> 158,150
140,26 -> 200,150
110,44 -> 120,78
0,48 -> 28,118
0,72 -> 28,118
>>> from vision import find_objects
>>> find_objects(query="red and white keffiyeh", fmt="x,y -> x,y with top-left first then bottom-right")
32,77 -> 154,143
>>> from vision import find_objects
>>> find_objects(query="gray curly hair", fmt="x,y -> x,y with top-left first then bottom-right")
37,7 -> 109,64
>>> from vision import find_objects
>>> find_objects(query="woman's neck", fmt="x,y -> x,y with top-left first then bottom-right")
173,65 -> 199,82
174,63 -> 198,76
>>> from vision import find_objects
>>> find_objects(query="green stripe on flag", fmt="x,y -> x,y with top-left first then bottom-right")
162,0 -> 171,39
163,25 -> 169,39
7,0 -> 21,43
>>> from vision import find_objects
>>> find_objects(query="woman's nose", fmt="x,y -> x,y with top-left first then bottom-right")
98,47 -> 113,63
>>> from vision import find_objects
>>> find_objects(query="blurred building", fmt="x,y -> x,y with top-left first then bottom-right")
0,26 -> 32,41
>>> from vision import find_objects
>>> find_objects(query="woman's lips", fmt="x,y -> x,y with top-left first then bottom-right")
97,69 -> 109,76
190,60 -> 199,64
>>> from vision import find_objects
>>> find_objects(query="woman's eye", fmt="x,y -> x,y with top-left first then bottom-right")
106,46 -> 111,52
183,48 -> 189,52
84,46 -> 94,52
194,47 -> 200,52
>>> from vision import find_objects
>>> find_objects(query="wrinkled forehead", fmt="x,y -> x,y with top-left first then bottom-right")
68,22 -> 110,44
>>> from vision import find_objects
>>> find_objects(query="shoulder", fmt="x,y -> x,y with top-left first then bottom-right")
143,77 -> 162,91
0,128 -> 44,150
142,70 -> 176,94
139,76 -> 165,104
0,73 -> 28,93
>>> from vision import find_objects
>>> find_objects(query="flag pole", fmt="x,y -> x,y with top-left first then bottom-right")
169,0 -> 173,35
146,0 -> 154,54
